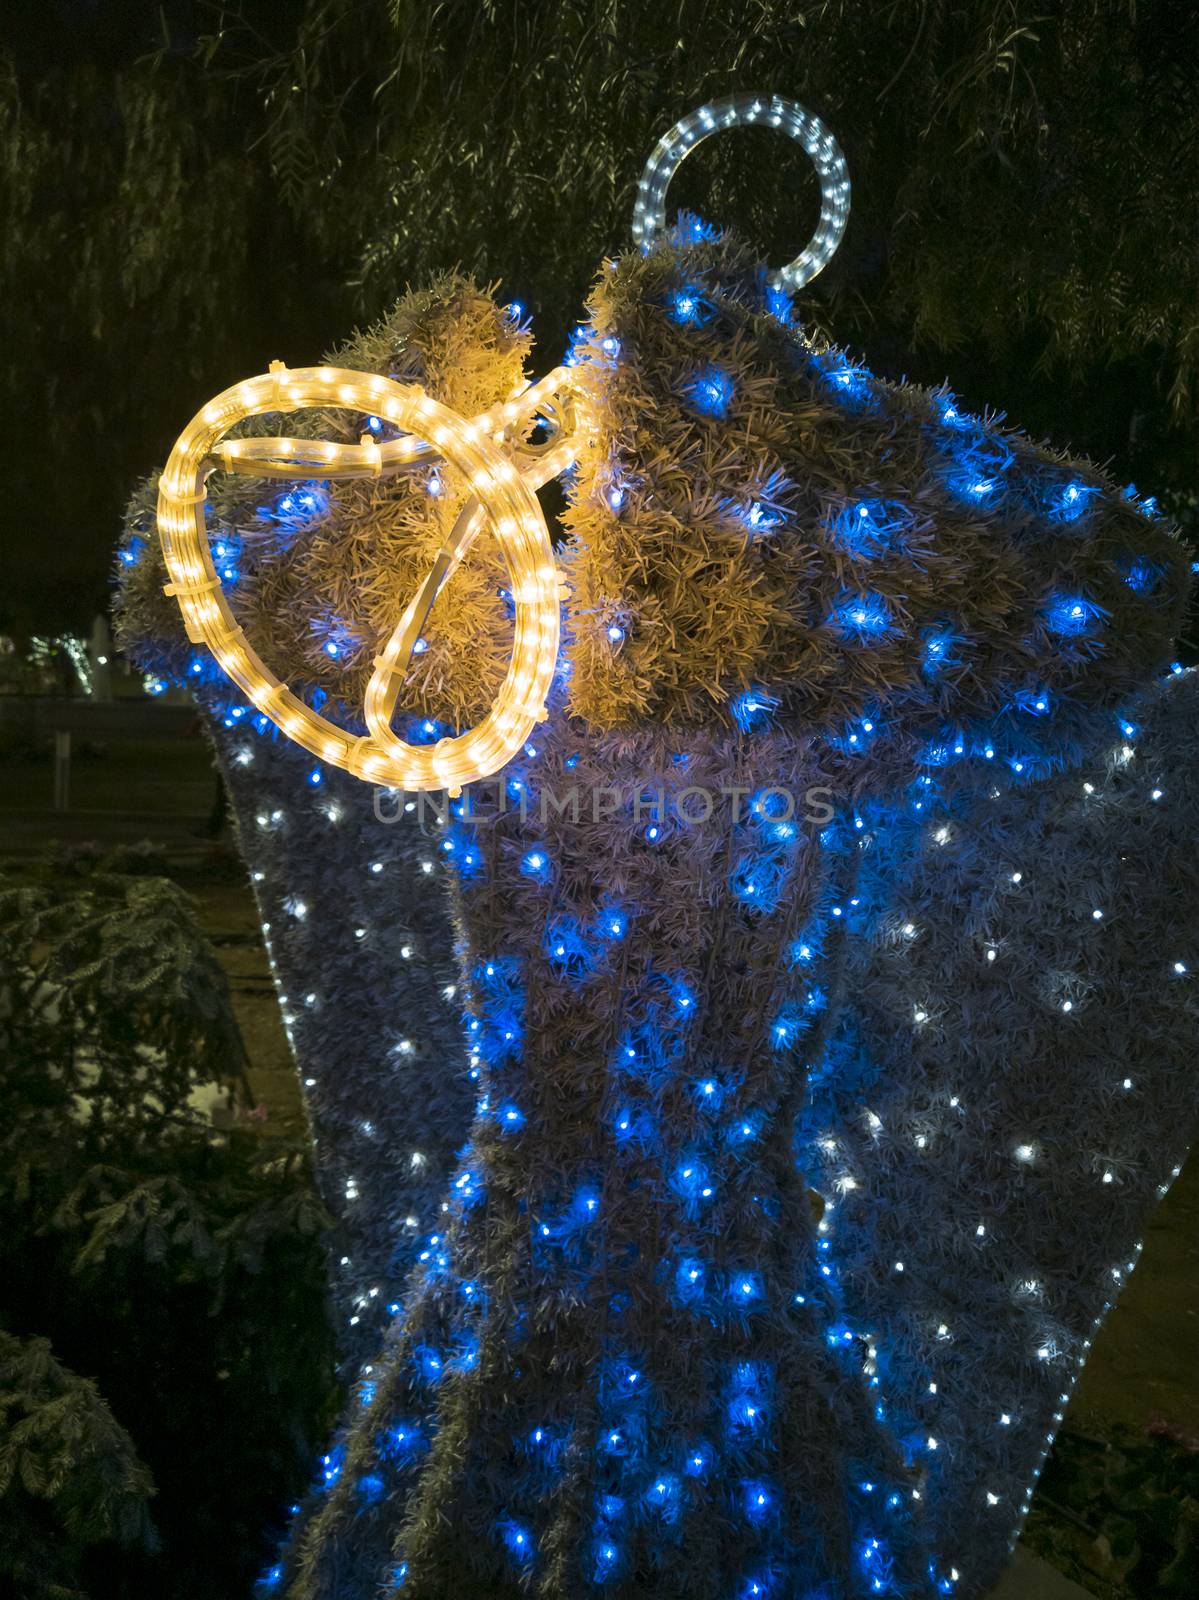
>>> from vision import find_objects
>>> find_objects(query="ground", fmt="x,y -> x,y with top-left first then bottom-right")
2,728 -> 1195,1596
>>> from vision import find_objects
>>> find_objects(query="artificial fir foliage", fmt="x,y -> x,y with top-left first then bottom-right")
264,228 -> 1195,1599
111,275 -> 534,1361
116,273 -> 528,725
185,725 -> 468,1370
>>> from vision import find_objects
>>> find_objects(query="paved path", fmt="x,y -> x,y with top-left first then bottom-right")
990,1548 -> 1092,1598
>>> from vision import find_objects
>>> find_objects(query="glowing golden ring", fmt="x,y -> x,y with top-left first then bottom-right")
157,365 -> 562,793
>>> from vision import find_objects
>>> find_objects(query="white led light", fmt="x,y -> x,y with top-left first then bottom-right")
631,92 -> 850,290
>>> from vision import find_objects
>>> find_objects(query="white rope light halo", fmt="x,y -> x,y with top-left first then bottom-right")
632,92 -> 851,290
157,363 -> 562,795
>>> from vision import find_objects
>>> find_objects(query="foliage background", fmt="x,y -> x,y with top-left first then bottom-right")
0,0 -> 1195,638
0,855 -> 338,1598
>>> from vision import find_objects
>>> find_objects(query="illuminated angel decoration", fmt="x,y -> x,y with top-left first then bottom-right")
141,97 -> 1197,1600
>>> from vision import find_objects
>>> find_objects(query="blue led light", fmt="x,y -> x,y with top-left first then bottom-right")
731,687 -> 779,729
451,1331 -> 480,1372
726,1111 -> 762,1146
670,285 -> 707,325
500,1519 -> 535,1563
563,322 -> 595,367
210,536 -> 241,587
261,482 -> 329,528
915,624 -> 954,675
829,498 -> 912,556
729,1388 -> 765,1431
938,425 -> 1013,505
743,499 -> 780,532
1012,688 -> 1051,716
673,1159 -> 715,1207
687,364 -> 734,418
673,981 -> 696,1014
616,1362 -> 643,1396
740,1577 -> 774,1600
613,1105 -> 655,1146
593,1540 -> 620,1580
1124,483 -> 1161,517
767,280 -> 794,323
859,1535 -> 895,1595
544,915 -> 595,977
665,211 -> 722,247
381,1421 -> 422,1459
1049,479 -> 1098,523
742,1480 -> 774,1524
1119,555 -> 1163,595
644,1474 -> 681,1517
730,1272 -> 763,1309
676,1257 -> 707,1303
731,855 -> 787,911
829,591 -> 895,643
1043,592 -> 1106,637
814,351 -> 875,410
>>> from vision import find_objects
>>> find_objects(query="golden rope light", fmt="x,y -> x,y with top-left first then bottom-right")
157,92 -> 849,795
158,363 -> 570,794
